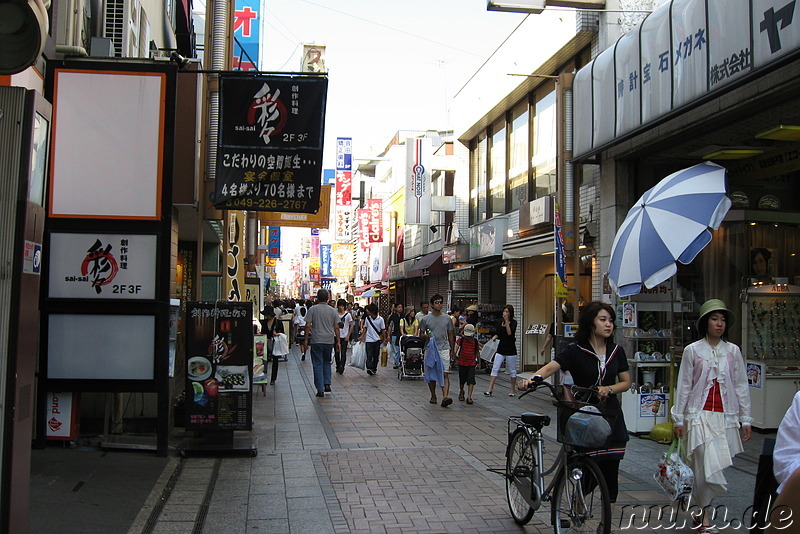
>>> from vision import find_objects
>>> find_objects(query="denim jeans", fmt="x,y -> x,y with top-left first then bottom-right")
365,341 -> 381,372
334,338 -> 349,372
391,337 -> 401,366
310,343 -> 333,393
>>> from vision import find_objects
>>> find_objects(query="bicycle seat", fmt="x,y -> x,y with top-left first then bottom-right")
521,413 -> 551,427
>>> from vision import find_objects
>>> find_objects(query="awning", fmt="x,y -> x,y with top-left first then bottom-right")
502,224 -> 589,260
353,282 -> 381,296
411,251 -> 442,271
448,265 -> 473,282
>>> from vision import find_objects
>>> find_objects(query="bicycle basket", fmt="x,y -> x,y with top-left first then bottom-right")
555,394 -> 614,449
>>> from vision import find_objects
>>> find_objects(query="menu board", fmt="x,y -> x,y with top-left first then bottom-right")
185,301 -> 253,431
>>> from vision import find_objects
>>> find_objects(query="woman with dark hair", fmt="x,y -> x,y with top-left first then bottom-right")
518,301 -> 632,511
672,299 -> 751,533
751,247 -> 771,278
484,305 -> 519,397
261,306 -> 285,386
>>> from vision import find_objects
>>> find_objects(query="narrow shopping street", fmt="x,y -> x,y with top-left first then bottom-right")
43,344 -> 766,534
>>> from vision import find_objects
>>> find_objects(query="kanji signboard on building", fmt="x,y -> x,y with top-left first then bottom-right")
214,75 -> 328,214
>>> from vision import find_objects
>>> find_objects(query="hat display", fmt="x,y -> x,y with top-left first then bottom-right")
466,304 -> 478,311
463,324 -> 476,336
696,299 -> 734,330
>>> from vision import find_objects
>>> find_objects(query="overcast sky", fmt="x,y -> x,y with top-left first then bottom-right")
260,0 -> 527,169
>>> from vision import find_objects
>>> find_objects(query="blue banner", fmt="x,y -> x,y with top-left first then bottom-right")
336,138 -> 352,171
554,202 -> 568,287
233,0 -> 259,70
268,227 -> 280,258
320,244 -> 332,277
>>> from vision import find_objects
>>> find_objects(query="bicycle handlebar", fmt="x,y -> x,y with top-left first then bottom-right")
518,377 -> 603,406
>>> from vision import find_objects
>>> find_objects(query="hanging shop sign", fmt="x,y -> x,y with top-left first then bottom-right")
404,137 -> 432,224
368,198 -> 383,243
268,227 -> 280,258
214,74 -> 328,213
302,44 -> 326,73
48,232 -> 157,299
357,208 -> 371,251
320,244 -> 332,277
574,0 -> 800,158
257,185 -> 332,229
332,243 -> 354,279
442,243 -> 470,264
225,211 -> 246,302
185,301 -> 253,431
335,137 -> 352,205
232,0 -> 259,70
555,202 -> 568,287
470,218 -> 508,259
334,206 -> 354,240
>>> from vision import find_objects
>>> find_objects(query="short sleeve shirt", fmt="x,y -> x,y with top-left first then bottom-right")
420,313 -> 454,353
305,303 -> 339,344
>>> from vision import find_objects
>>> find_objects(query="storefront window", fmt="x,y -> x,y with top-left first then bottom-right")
509,101 -> 529,210
490,120 -> 506,218
690,221 -> 800,347
533,90 -> 557,199
470,135 -> 487,224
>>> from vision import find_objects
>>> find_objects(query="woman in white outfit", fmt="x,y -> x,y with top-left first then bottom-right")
671,299 -> 752,533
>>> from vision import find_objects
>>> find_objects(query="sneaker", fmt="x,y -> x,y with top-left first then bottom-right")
301,356 -> 306,361
393,365 -> 399,369
441,398 -> 453,408
483,391 -> 492,396
315,392 -> 325,398
324,385 -> 331,392
367,369 -> 374,375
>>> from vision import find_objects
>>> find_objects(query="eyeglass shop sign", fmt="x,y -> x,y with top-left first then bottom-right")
574,0 -> 800,158
214,75 -> 328,214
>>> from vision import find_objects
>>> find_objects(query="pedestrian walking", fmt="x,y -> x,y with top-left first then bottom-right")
419,294 -> 455,407
360,303 -> 386,375
335,299 -> 353,374
455,323 -> 481,404
261,305 -> 285,386
415,301 -> 429,323
484,305 -> 520,397
304,289 -> 341,397
518,301 -> 631,515
293,298 -> 309,360
387,302 -> 404,369
767,391 -> 800,533
672,299 -> 751,533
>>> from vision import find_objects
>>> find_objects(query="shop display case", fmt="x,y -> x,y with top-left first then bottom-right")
619,301 -> 675,433
742,284 -> 800,429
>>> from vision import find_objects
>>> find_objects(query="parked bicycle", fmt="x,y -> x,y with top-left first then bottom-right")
491,377 -> 612,533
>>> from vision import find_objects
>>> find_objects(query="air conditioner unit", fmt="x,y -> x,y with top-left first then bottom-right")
102,0 -> 140,57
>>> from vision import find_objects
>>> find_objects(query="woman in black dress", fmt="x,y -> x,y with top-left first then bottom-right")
518,301 -> 631,507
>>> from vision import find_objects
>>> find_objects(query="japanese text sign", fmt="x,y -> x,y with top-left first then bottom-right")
320,244 -> 332,277
357,209 -> 371,251
232,0 -> 259,71
268,227 -> 281,258
214,75 -> 328,214
334,206 -> 353,241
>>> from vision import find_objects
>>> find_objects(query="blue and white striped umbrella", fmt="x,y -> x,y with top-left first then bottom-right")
608,162 -> 731,297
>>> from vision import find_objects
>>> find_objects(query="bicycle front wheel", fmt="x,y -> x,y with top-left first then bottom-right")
506,428 -> 536,525
551,456 -> 611,534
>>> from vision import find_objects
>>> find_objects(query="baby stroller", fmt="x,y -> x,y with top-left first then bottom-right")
398,336 -> 425,380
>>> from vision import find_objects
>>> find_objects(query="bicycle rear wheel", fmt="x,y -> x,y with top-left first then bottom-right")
551,456 -> 611,534
506,428 -> 536,525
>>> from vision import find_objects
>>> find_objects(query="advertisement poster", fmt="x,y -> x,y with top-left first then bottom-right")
368,198 -> 383,243
622,302 -> 638,327
747,362 -> 763,389
185,301 -> 253,430
253,334 -> 268,385
640,393 -> 666,417
215,75 -> 328,213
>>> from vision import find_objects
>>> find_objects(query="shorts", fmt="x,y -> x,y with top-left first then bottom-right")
491,353 -> 517,378
440,347 -> 451,373
458,365 -> 476,385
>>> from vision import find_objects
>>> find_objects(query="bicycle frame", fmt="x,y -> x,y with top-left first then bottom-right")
507,415 -> 564,511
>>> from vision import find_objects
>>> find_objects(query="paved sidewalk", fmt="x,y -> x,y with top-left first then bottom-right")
33,344 -> 773,533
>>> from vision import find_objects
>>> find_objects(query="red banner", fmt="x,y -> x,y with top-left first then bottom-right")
335,170 -> 352,205
368,198 -> 382,243
357,208 -> 371,251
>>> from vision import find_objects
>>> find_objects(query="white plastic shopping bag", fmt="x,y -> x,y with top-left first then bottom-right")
653,438 -> 693,501
480,338 -> 499,362
350,341 -> 367,370
272,333 -> 290,356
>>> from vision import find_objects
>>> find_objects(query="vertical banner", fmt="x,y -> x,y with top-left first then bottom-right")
332,243 -> 354,278
357,208 -> 371,251
404,137 -> 432,224
185,301 -> 253,431
226,211 -> 246,301
320,244 -> 332,277
309,259 -> 321,285
368,198 -> 383,243
268,227 -> 281,258
232,0 -> 259,71
215,75 -> 328,213
310,235 -> 320,258
335,206 -> 353,241
335,137 -> 352,205
554,202 -> 568,287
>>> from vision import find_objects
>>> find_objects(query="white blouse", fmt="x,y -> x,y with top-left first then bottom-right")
670,338 -> 752,428
774,391 -> 800,493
